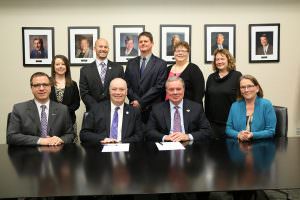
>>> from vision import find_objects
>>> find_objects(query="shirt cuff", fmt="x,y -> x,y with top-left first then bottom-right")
188,134 -> 194,141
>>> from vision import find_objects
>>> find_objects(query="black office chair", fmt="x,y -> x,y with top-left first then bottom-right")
273,106 -> 288,138
6,112 -> 11,144
81,112 -> 89,128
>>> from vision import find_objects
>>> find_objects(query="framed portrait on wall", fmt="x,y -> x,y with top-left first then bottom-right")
113,25 -> 145,64
204,24 -> 236,64
68,26 -> 99,66
22,27 -> 54,67
249,23 -> 280,63
160,25 -> 191,64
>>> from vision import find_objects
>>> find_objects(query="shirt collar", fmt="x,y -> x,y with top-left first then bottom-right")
96,58 -> 108,66
111,102 -> 124,111
169,99 -> 183,109
34,99 -> 50,109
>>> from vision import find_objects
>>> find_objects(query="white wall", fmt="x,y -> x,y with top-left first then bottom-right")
1,0 -> 299,144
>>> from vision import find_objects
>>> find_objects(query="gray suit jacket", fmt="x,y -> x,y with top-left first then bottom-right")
7,100 -> 75,146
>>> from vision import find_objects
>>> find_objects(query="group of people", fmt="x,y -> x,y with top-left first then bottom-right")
7,31 -> 277,146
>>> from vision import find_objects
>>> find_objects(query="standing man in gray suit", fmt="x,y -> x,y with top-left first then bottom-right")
80,38 -> 124,111
125,31 -> 168,123
7,72 -> 75,146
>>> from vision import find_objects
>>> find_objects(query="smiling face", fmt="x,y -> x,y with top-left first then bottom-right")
260,36 -> 268,47
174,45 -> 189,63
109,78 -> 127,106
138,35 -> 153,55
31,75 -> 51,104
80,39 -> 89,52
240,78 -> 259,101
94,39 -> 109,60
126,39 -> 134,50
215,53 -> 229,72
216,34 -> 224,45
33,39 -> 42,51
166,80 -> 185,105
54,58 -> 67,76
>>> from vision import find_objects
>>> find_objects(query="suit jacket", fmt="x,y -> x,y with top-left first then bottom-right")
146,99 -> 211,142
125,54 -> 167,110
211,44 -> 229,55
80,100 -> 144,144
7,100 -> 75,146
75,48 -> 93,58
79,60 -> 124,111
50,80 -> 80,124
120,47 -> 138,56
256,44 -> 273,55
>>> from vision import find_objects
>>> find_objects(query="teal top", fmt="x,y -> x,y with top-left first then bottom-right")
226,97 -> 276,139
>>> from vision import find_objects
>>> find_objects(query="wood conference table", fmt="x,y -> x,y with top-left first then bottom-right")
0,138 -> 300,198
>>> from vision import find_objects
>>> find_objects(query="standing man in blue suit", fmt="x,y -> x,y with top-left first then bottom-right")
80,38 -> 124,111
125,31 -> 168,123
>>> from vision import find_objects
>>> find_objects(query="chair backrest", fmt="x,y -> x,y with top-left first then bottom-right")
273,106 -> 288,137
81,112 -> 89,128
6,112 -> 11,144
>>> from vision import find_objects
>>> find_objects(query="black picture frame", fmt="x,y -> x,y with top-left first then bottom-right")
160,25 -> 191,64
204,24 -> 236,64
68,26 -> 99,66
22,27 -> 54,67
113,25 -> 145,64
249,23 -> 280,63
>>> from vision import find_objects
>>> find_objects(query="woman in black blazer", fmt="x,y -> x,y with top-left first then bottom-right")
50,55 -> 80,135
166,41 -> 205,105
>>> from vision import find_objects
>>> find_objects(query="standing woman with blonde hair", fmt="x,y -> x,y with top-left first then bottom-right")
205,49 -> 242,139
50,55 -> 80,139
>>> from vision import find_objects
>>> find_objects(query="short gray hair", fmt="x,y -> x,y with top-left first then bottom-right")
165,76 -> 185,89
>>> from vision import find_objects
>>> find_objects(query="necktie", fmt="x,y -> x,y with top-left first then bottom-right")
173,106 -> 182,132
140,57 -> 146,77
40,105 -> 48,137
110,107 -> 120,140
100,62 -> 106,85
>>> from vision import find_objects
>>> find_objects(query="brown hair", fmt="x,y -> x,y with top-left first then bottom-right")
138,31 -> 153,43
173,41 -> 190,53
50,55 -> 73,86
237,74 -> 264,100
212,48 -> 236,71
30,72 -> 52,87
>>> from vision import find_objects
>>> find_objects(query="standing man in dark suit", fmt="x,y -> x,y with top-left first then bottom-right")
80,78 -> 144,144
125,31 -> 168,123
79,38 -> 124,111
146,76 -> 211,142
7,72 -> 75,146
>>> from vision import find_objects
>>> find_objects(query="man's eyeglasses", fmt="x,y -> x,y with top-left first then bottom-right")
240,85 -> 255,90
31,83 -> 51,88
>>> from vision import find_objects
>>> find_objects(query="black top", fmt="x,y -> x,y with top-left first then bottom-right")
167,63 -> 205,105
205,70 -> 242,126
50,80 -> 80,124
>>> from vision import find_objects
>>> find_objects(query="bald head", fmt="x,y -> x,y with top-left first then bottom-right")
94,38 -> 109,60
109,78 -> 128,106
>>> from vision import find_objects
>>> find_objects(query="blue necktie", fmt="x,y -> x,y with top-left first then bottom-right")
110,107 -> 120,140
40,105 -> 48,137
140,57 -> 146,77
173,106 -> 182,132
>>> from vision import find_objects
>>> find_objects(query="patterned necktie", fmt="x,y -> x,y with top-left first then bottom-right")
173,106 -> 182,132
110,107 -> 120,140
40,105 -> 48,137
100,62 -> 106,85
140,57 -> 146,77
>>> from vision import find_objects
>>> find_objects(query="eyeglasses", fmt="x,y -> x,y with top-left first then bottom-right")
240,85 -> 255,90
31,83 -> 51,88
174,50 -> 188,54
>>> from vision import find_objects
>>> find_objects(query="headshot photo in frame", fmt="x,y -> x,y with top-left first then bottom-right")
22,27 -> 54,66
205,24 -> 236,63
249,23 -> 280,63
160,25 -> 191,64
113,25 -> 145,64
68,26 -> 99,66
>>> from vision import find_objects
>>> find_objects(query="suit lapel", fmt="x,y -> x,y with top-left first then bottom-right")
48,101 -> 58,135
121,104 -> 130,140
105,102 -> 111,137
164,101 -> 171,131
183,100 -> 190,132
27,100 -> 41,135
104,61 -> 113,88
91,61 -> 104,90
140,55 -> 154,82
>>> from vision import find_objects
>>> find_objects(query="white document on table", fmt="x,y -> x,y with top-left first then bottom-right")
155,142 -> 185,151
102,143 -> 130,152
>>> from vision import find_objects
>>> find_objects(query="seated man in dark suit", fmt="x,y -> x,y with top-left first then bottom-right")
7,72 -> 75,146
147,76 -> 211,142
79,38 -> 124,111
80,78 -> 144,144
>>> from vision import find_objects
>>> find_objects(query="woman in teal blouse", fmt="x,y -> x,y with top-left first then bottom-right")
226,75 -> 276,141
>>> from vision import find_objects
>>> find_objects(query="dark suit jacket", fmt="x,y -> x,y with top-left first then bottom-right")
79,60 -> 124,111
125,54 -> 168,110
211,44 -> 229,55
120,47 -> 138,56
50,80 -> 80,124
256,44 -> 273,55
7,100 -> 75,146
80,101 -> 144,144
146,99 -> 211,142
